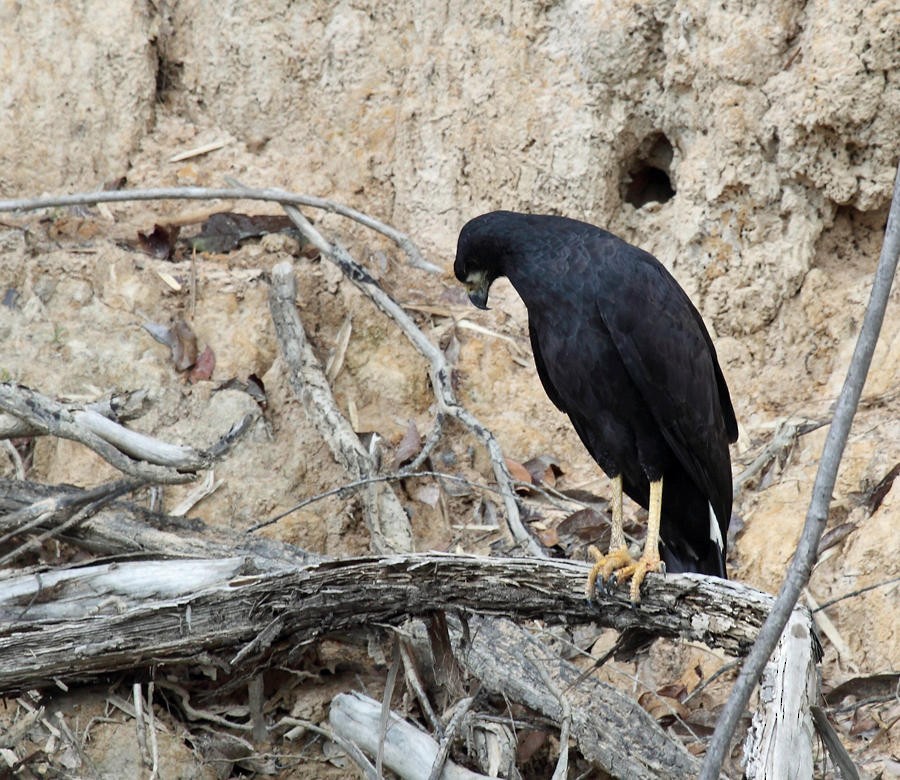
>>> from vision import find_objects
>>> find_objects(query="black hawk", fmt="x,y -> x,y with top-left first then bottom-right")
454,211 -> 738,602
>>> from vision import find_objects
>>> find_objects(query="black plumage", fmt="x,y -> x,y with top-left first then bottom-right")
455,211 -> 737,589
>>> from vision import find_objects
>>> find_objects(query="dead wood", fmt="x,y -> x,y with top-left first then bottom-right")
743,608 -> 818,778
269,261 -> 413,554
0,185 -> 441,274
0,389 -> 149,439
456,615 -> 700,778
274,203 -> 543,558
0,552 -> 779,694
329,692 -> 490,780
701,158 -> 900,778
0,382 -> 259,484
0,479 -> 319,570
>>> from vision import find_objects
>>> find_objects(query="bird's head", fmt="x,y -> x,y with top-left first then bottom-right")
454,212 -> 513,310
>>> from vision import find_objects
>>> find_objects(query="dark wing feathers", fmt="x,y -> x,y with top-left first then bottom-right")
456,211 -> 736,575
592,243 -> 732,523
528,322 -> 566,412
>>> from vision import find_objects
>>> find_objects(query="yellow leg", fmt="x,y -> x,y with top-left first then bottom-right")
614,477 -> 664,603
585,475 -> 635,598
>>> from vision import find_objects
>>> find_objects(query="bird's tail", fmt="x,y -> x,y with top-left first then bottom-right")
659,501 -> 728,578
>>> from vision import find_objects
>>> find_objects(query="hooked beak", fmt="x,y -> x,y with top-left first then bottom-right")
465,270 -> 490,310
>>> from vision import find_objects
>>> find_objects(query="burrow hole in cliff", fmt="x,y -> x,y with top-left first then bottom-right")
622,133 -> 675,208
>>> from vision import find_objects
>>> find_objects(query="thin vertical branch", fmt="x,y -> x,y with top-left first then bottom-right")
701,162 -> 900,777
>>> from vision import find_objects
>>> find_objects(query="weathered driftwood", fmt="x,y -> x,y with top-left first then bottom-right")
0,383 -> 259,484
0,479 -> 319,571
0,552 -> 775,694
269,261 -> 413,554
455,615 -> 700,778
0,389 -> 149,439
743,608 -> 818,779
329,692 -> 489,780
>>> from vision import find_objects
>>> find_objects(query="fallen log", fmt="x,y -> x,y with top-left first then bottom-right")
0,551 -> 776,694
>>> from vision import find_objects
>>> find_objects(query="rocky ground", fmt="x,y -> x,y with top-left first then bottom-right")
1,1 -> 898,778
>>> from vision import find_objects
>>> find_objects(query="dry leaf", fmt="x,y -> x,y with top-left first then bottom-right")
557,507 -> 607,541
137,223 -> 180,260
186,212 -> 297,254
638,690 -> 688,725
817,521 -> 857,555
656,683 -> 688,701
868,461 -> 900,512
391,419 -> 421,470
188,345 -> 216,382
142,318 -> 198,371
523,454 -> 563,486
505,458 -> 534,492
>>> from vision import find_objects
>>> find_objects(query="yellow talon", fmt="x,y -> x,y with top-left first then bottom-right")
585,477 -> 666,604
586,544 -> 635,597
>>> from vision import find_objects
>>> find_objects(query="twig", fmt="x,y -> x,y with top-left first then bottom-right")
147,682 -> 159,780
0,388 -> 149,439
378,642 -> 403,778
406,413 -> 445,472
700,160 -> 900,779
682,660 -> 740,705
133,682 -> 150,767
1,440 -> 25,479
810,576 -> 900,612
269,261 -> 412,554
156,680 -> 253,732
0,478 -> 137,540
398,636 -> 443,737
248,469 -> 518,533
277,717 -> 378,780
427,694 -> 478,780
804,590 -> 853,665
248,675 -> 267,743
0,478 -> 319,570
533,656 -> 571,780
810,706 -> 860,780
0,478 -> 145,567
0,185 -> 440,273
272,203 -> 542,557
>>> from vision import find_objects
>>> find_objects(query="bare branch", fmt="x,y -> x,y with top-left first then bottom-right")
0,389 -> 149,439
0,477 -> 145,566
276,203 -> 542,557
269,261 -> 412,554
700,160 -> 900,778
0,384 -> 258,489
0,186 -> 440,273
0,383 -> 200,483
